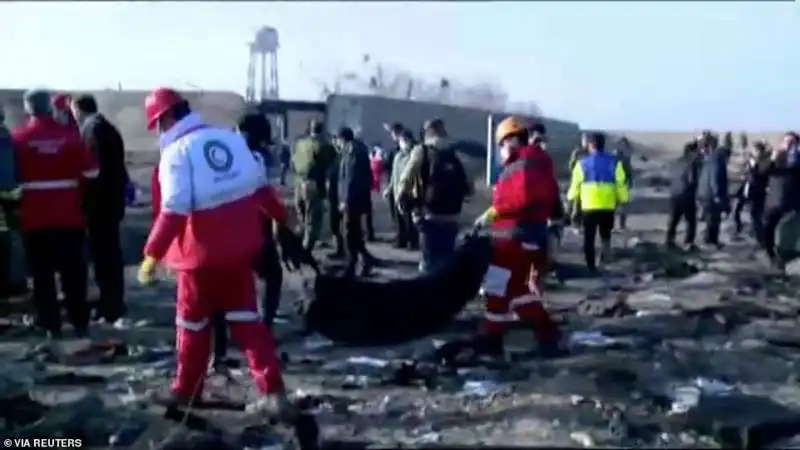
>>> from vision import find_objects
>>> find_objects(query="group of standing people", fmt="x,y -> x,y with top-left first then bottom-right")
381,119 -> 472,273
290,120 -> 377,277
0,90 -> 129,339
289,117 -> 474,277
664,130 -> 800,270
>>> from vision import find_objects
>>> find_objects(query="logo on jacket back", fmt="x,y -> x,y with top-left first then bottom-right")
203,140 -> 234,173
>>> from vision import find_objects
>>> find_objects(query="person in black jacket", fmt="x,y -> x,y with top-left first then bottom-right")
212,112 -> 285,370
665,141 -> 701,250
761,132 -> 800,269
335,127 -> 376,277
71,95 -> 129,323
731,141 -> 769,242
696,132 -> 729,248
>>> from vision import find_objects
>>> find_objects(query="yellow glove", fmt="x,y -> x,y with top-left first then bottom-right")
137,256 -> 158,286
474,207 -> 498,228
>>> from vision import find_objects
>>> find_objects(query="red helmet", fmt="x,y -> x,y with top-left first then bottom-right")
144,87 -> 184,130
52,93 -> 72,111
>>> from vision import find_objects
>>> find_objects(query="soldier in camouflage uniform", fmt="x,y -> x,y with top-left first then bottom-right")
291,119 -> 336,251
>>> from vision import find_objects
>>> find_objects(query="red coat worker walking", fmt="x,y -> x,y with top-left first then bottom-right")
137,88 -> 296,419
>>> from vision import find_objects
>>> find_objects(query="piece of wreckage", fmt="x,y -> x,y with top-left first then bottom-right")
291,232 -> 491,346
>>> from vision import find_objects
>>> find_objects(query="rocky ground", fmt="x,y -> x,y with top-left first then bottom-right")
3,151 -> 800,449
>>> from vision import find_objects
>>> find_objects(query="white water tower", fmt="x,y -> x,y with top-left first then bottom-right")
246,26 -> 280,102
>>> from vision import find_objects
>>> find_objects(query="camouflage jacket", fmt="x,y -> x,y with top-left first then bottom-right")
291,135 -> 337,189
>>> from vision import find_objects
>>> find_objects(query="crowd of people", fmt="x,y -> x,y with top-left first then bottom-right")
2,86 -> 799,425
288,117 -> 474,276
665,130 -> 800,271
0,90 -> 129,339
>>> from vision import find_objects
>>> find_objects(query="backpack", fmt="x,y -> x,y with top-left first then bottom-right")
418,144 -> 468,215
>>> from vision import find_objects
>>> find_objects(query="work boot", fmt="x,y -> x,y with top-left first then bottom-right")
246,391 -> 299,423
359,254 -> 376,277
599,241 -> 612,263
770,255 -> 786,272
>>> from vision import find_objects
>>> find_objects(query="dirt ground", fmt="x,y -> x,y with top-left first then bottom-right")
3,147 -> 800,449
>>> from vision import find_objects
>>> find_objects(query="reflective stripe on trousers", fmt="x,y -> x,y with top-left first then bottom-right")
483,293 -> 540,322
22,179 -> 79,190
175,316 -> 209,331
176,310 -> 260,331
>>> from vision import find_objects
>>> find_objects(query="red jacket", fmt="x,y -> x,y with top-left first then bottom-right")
490,144 -> 557,242
12,117 -> 98,231
369,156 -> 382,192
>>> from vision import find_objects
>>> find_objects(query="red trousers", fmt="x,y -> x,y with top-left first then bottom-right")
480,238 -> 560,343
173,265 -> 284,398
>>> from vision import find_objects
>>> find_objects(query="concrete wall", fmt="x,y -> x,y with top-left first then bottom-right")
2,88 -> 785,172
326,94 -> 582,179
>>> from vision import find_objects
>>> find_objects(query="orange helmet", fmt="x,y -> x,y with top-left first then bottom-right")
144,87 -> 184,130
52,93 -> 72,111
495,116 -> 527,145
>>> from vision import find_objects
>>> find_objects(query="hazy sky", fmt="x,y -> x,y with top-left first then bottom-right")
1,1 -> 797,130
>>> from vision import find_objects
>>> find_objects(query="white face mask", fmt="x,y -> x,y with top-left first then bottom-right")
499,143 -> 513,163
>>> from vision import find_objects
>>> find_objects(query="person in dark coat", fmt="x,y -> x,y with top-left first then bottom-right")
327,140 -> 345,259
731,141 -> 769,241
279,141 -> 290,186
696,132 -> 729,248
212,112 -> 286,370
665,141 -> 701,250
70,94 -> 129,323
335,127 -> 376,277
760,132 -> 800,269
0,106 -> 25,299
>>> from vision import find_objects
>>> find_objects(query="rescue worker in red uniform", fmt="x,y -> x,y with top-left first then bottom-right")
12,89 -> 98,339
137,88 -> 295,418
51,93 -> 79,131
473,116 -> 564,357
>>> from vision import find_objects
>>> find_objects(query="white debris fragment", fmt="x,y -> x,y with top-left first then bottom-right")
415,432 -> 442,444
668,377 -> 734,414
346,356 -> 389,368
570,394 -> 585,405
568,331 -> 622,348
303,335 -> 334,350
570,430 -> 595,447
461,380 -> 501,398
694,377 -> 734,396
342,374 -> 371,388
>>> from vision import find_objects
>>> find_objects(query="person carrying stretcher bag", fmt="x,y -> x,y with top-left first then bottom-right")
470,116 -> 565,358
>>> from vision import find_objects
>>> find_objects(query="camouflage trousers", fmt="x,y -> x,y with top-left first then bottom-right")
294,180 -> 324,250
